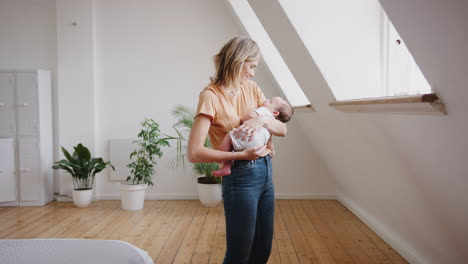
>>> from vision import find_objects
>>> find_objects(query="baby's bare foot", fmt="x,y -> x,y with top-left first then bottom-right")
212,167 -> 231,177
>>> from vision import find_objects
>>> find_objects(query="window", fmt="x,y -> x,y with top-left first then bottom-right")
227,0 -> 311,108
277,0 -> 432,100
383,11 -> 432,97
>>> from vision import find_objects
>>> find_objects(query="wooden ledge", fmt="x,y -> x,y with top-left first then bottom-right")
293,104 -> 316,112
329,93 -> 447,115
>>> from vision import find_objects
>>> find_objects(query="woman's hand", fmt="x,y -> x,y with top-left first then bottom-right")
233,115 -> 287,141
270,149 -> 276,158
233,116 -> 266,141
240,145 -> 267,160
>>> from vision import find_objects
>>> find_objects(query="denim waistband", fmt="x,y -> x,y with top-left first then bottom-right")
234,154 -> 270,163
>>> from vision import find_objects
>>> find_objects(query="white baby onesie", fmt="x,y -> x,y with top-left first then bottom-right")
229,107 -> 274,151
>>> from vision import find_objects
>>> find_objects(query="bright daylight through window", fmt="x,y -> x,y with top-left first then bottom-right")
277,0 -> 432,101
228,0 -> 311,108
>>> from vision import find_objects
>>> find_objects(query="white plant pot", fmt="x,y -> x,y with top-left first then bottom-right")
72,189 -> 93,207
119,183 -> 147,211
197,183 -> 222,207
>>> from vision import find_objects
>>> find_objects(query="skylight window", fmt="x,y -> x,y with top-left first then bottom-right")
277,0 -> 432,100
383,12 -> 432,97
227,0 -> 311,108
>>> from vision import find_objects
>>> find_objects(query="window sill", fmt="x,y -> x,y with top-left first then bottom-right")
329,93 -> 447,115
293,104 -> 316,112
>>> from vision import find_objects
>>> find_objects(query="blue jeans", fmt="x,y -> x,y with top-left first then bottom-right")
222,155 -> 274,264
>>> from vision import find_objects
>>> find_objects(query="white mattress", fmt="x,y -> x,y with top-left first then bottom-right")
0,239 -> 154,264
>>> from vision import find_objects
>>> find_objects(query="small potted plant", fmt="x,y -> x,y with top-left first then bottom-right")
193,162 -> 222,207
172,106 -> 222,207
120,118 -> 180,210
52,143 -> 114,207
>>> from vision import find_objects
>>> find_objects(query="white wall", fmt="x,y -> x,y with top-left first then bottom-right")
249,0 -> 468,263
377,1 -> 468,262
3,0 -> 466,262
0,0 -> 334,199
93,0 -> 240,198
2,3 -> 465,262
56,0 -> 95,195
91,0 -> 335,199
224,0 -> 336,197
255,66 -> 336,198
0,0 -> 56,70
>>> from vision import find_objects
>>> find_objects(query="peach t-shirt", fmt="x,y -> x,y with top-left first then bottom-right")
195,80 -> 270,155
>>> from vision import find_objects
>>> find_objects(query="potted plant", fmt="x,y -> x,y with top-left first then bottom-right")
193,162 -> 222,207
172,106 -> 222,207
120,118 -> 180,210
52,143 -> 114,207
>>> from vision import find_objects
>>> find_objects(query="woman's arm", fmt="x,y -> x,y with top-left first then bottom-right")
234,115 -> 287,140
188,115 -> 267,163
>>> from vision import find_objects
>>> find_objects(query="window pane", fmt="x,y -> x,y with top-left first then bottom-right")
279,0 -> 431,100
386,15 -> 431,96
228,0 -> 311,107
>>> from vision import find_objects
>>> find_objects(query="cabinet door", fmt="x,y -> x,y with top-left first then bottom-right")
0,138 -> 16,202
18,138 -> 40,201
0,73 -> 16,137
15,72 -> 39,136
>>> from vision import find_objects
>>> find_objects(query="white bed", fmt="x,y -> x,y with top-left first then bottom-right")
0,239 -> 154,264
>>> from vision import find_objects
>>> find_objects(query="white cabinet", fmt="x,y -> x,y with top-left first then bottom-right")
0,70 -> 53,206
0,138 -> 16,202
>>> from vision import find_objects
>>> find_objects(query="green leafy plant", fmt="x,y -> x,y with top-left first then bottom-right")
172,105 -> 221,184
52,143 -> 114,190
127,118 -> 181,186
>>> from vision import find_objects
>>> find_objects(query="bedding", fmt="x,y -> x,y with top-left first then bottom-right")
0,239 -> 154,264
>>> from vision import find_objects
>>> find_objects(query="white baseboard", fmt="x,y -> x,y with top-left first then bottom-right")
337,193 -> 423,264
93,193 -> 336,200
275,193 -> 337,199
55,195 -> 72,202
0,201 -> 19,206
95,194 -> 199,200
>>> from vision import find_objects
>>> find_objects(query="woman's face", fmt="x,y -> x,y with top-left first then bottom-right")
241,59 -> 259,83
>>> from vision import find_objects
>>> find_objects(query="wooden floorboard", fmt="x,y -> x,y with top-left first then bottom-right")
289,200 -> 336,264
0,200 -> 408,264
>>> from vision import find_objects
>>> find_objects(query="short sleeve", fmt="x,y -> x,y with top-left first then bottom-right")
253,82 -> 267,107
195,91 -> 217,121
255,107 -> 274,119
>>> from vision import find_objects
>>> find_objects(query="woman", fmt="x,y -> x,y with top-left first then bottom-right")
187,36 -> 287,264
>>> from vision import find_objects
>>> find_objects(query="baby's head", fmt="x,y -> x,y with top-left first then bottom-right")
263,96 -> 294,123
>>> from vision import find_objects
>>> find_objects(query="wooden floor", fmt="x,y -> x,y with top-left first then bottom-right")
0,200 -> 408,264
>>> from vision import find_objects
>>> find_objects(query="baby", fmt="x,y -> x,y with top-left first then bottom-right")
212,96 -> 294,177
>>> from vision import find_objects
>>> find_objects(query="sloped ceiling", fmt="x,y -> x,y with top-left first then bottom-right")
245,0 -> 468,263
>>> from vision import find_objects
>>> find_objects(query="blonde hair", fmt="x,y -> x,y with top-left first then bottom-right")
212,36 -> 261,90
